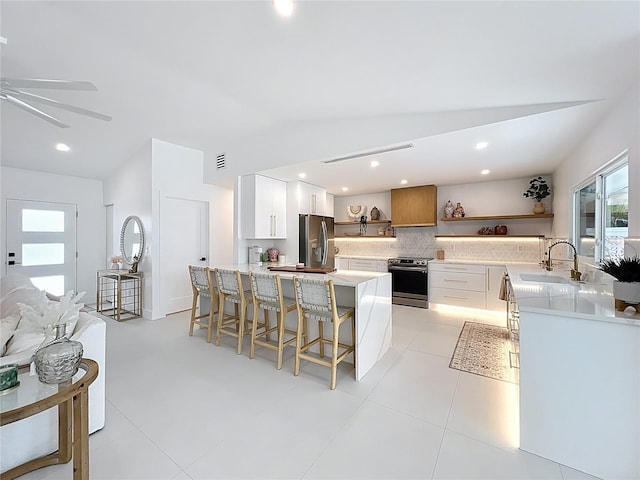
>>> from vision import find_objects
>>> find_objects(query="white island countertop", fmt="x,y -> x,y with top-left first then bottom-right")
214,263 -> 389,287
506,264 -> 640,326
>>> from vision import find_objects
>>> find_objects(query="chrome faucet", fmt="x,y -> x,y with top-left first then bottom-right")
545,240 -> 582,281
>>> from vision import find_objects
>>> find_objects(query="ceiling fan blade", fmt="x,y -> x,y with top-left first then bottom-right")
1,78 -> 97,91
15,90 -> 112,122
2,94 -> 70,128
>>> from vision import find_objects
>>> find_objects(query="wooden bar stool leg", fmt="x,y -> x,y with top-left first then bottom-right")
189,292 -> 198,336
330,319 -> 340,390
318,321 -> 325,358
264,309 -> 271,342
294,312 -> 304,376
215,295 -> 224,346
236,301 -> 245,355
206,300 -> 215,343
276,310 -> 285,370
250,302 -> 260,359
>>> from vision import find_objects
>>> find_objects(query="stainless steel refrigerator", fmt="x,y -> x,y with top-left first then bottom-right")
299,214 -> 335,270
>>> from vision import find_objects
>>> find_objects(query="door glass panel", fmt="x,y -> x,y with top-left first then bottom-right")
22,243 -> 65,266
31,275 -> 65,296
22,209 -> 65,232
603,165 -> 628,260
575,182 -> 596,258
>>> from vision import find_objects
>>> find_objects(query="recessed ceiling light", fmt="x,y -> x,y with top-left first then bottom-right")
55,143 -> 70,152
370,160 -> 380,168
273,0 -> 294,17
342,187 -> 349,192
481,169 -> 490,175
298,173 -> 306,179
400,179 -> 408,185
475,141 -> 489,150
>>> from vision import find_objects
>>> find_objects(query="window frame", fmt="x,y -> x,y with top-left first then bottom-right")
572,151 -> 628,262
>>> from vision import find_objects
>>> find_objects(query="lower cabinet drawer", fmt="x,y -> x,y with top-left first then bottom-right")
430,271 -> 486,291
429,287 -> 486,309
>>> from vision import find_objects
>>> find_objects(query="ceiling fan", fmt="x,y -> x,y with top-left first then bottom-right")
0,77 -> 112,128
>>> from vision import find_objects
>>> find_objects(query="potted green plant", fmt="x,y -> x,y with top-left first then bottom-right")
598,256 -> 640,312
523,177 -> 551,214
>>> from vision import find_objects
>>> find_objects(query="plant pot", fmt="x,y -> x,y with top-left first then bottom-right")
533,202 -> 546,214
612,281 -> 640,312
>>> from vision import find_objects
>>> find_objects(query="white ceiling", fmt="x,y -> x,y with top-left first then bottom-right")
1,1 -> 638,196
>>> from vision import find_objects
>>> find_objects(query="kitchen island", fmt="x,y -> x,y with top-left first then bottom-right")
203,264 -> 392,381
507,264 -> 639,480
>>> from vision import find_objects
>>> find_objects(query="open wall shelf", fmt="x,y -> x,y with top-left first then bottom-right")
440,214 -> 553,222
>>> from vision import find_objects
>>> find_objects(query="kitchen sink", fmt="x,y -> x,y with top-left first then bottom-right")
519,273 -> 571,284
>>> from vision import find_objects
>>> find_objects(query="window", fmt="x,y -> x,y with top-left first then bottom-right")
573,153 -> 628,261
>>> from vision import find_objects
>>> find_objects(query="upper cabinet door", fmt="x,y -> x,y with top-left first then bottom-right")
391,185 -> 437,226
296,182 -> 327,215
241,174 -> 287,239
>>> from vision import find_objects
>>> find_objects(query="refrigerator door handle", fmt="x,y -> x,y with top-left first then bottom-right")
320,219 -> 328,265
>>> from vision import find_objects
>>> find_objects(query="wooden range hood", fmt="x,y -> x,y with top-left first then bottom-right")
391,185 -> 437,227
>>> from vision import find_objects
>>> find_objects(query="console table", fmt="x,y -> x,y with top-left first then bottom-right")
96,269 -> 143,321
0,359 -> 99,480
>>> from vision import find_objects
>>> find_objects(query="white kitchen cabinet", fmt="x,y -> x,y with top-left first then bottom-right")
429,262 -> 486,309
296,182 -> 327,215
241,174 -> 287,239
337,257 -> 387,272
486,265 -> 507,311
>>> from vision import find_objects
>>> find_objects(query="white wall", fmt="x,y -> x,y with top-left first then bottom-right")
1,167 -> 105,296
553,82 -> 639,239
104,139 -> 233,319
437,177 -> 553,236
334,192 -> 391,223
151,139 -> 233,318
104,142 -> 153,316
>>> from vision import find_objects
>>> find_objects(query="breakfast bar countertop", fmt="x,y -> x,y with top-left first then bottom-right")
506,263 -> 640,326
213,263 -> 389,287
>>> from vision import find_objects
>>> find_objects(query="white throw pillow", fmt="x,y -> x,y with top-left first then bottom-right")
0,314 -> 21,356
4,331 -> 45,356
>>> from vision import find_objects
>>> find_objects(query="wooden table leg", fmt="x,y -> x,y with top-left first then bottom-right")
58,398 -> 72,463
72,389 -> 90,480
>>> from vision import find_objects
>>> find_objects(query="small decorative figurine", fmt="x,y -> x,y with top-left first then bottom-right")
453,202 -> 465,218
129,256 -> 139,273
267,247 -> 279,262
444,200 -> 454,218
370,206 -> 380,220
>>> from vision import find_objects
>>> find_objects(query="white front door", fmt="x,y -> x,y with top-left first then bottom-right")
160,196 -> 209,315
6,199 -> 77,295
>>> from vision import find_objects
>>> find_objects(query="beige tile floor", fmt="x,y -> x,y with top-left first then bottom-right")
18,305 -> 600,479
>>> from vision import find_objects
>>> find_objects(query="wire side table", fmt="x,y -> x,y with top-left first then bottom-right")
96,270 -> 143,321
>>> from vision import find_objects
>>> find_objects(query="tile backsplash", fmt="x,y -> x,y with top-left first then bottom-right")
336,227 -> 544,263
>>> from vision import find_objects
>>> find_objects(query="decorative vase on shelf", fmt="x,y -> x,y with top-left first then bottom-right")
370,206 -> 380,221
32,324 -> 84,384
453,202 -> 465,218
111,262 -> 120,270
533,202 -> 546,214
444,200 -> 454,218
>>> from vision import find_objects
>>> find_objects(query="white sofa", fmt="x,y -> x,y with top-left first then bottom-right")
0,275 -> 106,473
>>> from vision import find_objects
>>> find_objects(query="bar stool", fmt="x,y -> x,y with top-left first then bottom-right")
214,268 -> 254,354
249,272 -> 299,370
292,276 -> 355,390
188,265 -> 218,343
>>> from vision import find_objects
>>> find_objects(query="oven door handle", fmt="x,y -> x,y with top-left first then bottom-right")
388,266 -> 428,273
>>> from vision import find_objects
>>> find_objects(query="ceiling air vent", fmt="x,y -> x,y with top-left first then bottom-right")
216,152 -> 226,170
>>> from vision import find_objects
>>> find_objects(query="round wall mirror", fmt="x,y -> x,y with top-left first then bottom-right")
120,216 -> 145,264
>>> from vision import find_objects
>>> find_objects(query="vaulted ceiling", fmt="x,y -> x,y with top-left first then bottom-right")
1,1 -> 638,195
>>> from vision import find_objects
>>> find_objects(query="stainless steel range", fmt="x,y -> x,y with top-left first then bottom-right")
388,257 -> 433,308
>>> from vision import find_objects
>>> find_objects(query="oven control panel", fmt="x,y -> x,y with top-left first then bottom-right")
388,257 -> 432,266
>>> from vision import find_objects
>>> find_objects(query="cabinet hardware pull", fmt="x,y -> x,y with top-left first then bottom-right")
444,279 -> 467,283
444,295 -> 468,300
